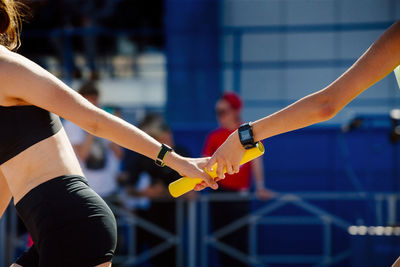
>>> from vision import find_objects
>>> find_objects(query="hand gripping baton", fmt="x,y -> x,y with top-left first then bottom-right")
168,142 -> 265,198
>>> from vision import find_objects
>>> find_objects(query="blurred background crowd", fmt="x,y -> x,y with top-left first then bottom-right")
1,0 -> 400,266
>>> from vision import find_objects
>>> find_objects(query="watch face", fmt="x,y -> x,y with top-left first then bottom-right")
240,130 -> 252,141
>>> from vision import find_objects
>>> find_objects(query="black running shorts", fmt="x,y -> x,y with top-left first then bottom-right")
14,175 -> 117,267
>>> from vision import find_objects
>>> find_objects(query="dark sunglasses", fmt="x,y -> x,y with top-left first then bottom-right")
215,108 -> 232,117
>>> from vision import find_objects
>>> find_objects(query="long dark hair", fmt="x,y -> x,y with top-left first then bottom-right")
0,0 -> 22,50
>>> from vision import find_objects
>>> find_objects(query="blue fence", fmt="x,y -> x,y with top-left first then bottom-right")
172,115 -> 400,266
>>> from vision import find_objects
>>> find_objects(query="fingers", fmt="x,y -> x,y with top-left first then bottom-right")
193,175 -> 226,191
202,173 -> 218,190
226,163 -> 234,175
226,163 -> 240,174
205,156 -> 217,172
198,157 -> 211,170
216,159 -> 225,179
194,182 -> 206,191
233,164 -> 240,174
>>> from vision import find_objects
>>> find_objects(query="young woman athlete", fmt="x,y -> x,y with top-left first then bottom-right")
0,1 -> 217,266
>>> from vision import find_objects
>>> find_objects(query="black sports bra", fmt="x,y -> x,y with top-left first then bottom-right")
0,105 -> 62,164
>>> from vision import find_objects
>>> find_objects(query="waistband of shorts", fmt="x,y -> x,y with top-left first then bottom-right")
15,174 -> 88,213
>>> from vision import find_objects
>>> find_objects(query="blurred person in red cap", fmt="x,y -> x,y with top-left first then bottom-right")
203,92 -> 272,197
202,91 -> 273,267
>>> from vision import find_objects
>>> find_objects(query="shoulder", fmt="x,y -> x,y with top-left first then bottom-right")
0,48 -> 24,105
0,47 -> 54,86
0,47 -> 47,102
0,47 -> 27,71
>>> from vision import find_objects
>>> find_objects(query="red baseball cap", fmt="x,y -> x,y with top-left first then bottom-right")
222,92 -> 243,111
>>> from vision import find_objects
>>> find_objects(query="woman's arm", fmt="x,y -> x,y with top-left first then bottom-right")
205,20 -> 400,180
0,170 -> 12,219
0,50 -> 217,189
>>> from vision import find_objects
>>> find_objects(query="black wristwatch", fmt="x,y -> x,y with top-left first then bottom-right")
238,122 -> 256,149
155,144 -> 173,167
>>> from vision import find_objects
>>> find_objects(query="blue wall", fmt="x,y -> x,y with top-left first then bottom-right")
220,0 -> 400,125
173,120 -> 400,266
165,0 -> 221,127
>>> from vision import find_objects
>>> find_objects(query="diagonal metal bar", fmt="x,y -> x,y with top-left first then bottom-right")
113,206 -> 178,242
120,240 -> 176,266
289,195 -> 352,229
313,250 -> 351,267
206,193 -> 354,267
210,239 -> 270,267
111,204 -> 182,266
212,196 -> 290,240
328,250 -> 352,266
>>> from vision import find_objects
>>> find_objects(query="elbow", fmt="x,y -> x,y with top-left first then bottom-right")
89,118 -> 100,136
313,94 -> 339,122
318,103 -> 337,122
85,111 -> 101,136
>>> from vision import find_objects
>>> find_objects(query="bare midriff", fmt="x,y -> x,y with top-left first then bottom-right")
0,128 -> 83,204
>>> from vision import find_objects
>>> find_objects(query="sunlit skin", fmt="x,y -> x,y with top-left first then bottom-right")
0,45 -> 216,211
0,45 -> 215,266
193,20 -> 400,194
195,97 -> 274,199
71,93 -> 123,163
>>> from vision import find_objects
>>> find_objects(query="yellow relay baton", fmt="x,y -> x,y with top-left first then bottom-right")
168,142 -> 265,198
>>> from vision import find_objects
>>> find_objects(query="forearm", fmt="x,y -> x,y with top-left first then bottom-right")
253,20 -> 400,142
91,111 -> 160,159
88,109 -> 185,170
251,86 -> 337,142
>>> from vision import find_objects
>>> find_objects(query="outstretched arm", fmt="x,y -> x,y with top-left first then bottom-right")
0,49 -> 217,189
206,20 -> 400,180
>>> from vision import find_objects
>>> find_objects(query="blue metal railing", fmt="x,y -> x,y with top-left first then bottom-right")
2,191 -> 400,267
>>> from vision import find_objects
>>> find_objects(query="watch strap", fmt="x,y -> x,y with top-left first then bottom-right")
238,122 -> 256,149
155,144 -> 173,167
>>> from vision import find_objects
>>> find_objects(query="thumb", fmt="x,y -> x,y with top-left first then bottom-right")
206,156 -> 217,172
